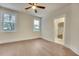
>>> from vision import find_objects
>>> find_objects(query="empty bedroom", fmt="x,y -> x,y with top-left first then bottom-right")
0,3 -> 79,56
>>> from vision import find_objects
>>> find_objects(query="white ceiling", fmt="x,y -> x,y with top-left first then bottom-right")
0,3 -> 69,17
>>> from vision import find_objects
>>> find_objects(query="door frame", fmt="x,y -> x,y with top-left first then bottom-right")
54,15 -> 66,45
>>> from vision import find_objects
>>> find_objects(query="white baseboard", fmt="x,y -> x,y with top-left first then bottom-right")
0,37 -> 41,44
56,42 -> 79,55
42,37 -> 53,42
69,47 -> 79,55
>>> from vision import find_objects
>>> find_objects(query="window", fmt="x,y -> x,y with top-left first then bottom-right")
33,19 -> 41,32
2,13 -> 16,32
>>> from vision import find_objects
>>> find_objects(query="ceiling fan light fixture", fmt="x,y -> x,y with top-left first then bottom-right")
32,6 -> 36,9
25,3 -> 46,13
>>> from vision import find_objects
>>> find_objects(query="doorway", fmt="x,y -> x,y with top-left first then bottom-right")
54,17 -> 65,45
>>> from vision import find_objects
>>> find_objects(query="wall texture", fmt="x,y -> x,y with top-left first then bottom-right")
0,7 -> 41,44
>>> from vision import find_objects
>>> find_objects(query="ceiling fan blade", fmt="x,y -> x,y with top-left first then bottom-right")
25,7 -> 31,9
35,9 -> 37,13
29,3 -> 33,5
36,6 -> 45,9
29,3 -> 34,5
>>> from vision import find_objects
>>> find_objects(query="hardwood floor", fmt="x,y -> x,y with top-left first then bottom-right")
0,38 -> 78,56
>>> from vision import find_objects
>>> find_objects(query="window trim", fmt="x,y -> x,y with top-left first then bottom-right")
33,18 -> 41,32
2,12 -> 16,32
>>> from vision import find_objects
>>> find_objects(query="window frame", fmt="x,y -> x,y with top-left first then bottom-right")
33,18 -> 41,32
2,12 -> 16,32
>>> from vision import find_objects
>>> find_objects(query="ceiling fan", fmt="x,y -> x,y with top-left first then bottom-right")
25,3 -> 46,13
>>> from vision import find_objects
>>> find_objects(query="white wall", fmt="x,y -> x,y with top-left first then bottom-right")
69,4 -> 79,54
0,7 -> 41,44
41,14 -> 54,41
42,4 -> 79,54
42,4 -> 71,44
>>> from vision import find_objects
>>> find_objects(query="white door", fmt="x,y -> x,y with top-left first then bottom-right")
54,17 -> 65,45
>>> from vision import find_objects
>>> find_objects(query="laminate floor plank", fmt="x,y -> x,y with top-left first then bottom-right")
0,38 -> 78,56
